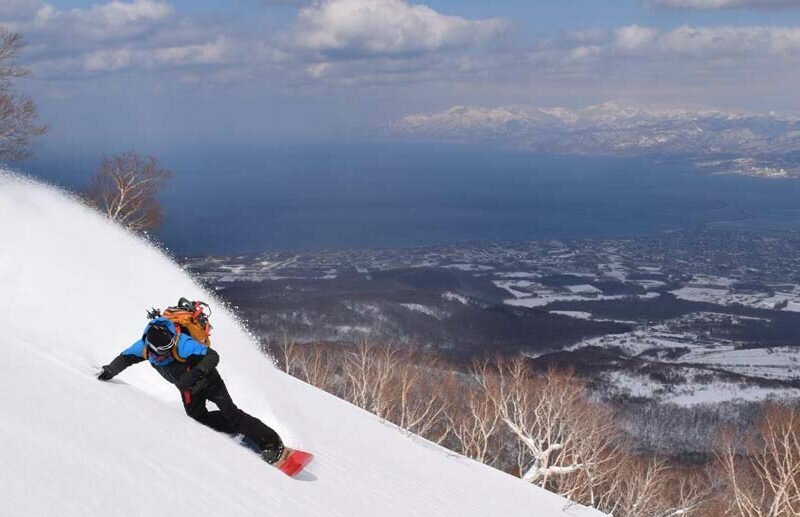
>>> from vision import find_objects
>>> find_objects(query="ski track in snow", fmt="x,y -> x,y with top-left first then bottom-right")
0,172 -> 602,517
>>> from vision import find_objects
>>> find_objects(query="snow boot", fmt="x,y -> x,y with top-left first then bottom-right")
260,444 -> 287,465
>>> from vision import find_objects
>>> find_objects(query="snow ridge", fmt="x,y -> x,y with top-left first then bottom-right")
0,172 -> 601,517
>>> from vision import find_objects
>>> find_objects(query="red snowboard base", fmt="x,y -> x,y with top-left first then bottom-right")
275,448 -> 314,477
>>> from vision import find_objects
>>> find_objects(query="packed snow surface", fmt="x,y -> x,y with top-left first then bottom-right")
0,172 -> 601,516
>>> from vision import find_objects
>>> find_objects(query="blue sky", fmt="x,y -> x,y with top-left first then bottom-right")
4,0 -> 800,154
41,0 -> 800,31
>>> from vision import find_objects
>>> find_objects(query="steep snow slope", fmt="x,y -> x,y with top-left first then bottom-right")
0,172 -> 602,516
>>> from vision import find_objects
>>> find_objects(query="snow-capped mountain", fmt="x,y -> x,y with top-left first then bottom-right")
392,102 -> 800,177
0,170 -> 602,516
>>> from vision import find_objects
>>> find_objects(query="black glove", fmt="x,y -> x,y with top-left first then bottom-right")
98,366 -> 114,381
176,369 -> 204,391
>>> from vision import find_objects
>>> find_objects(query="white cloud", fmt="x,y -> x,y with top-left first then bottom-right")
82,37 -> 230,72
30,0 -> 174,41
0,0 -> 248,81
624,25 -> 800,57
647,0 -> 800,10
568,45 -> 603,62
292,0 -> 509,58
553,24 -> 800,60
614,25 -> 659,51
5,0 -> 800,114
516,23 -> 800,111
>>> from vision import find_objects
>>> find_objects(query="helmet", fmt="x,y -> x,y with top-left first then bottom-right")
145,324 -> 177,355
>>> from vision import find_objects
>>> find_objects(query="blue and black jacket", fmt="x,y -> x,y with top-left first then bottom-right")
102,317 -> 219,390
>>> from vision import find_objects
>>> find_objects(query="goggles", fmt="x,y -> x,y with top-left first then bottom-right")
146,329 -> 178,355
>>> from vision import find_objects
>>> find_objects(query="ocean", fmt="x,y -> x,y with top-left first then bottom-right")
21,141 -> 800,255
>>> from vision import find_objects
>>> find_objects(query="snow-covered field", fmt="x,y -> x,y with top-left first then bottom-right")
0,172 -> 601,517
571,311 -> 800,405
494,272 -> 661,308
578,324 -> 799,378
493,279 -> 536,299
443,263 -> 495,272
566,284 -> 602,295
400,303 -> 444,319
550,311 -> 595,320
601,370 -> 800,406
505,293 -> 651,308
670,275 -> 800,312
442,291 -> 472,305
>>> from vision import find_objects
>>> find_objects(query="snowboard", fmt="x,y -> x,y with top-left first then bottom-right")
238,437 -> 314,477
274,448 -> 314,478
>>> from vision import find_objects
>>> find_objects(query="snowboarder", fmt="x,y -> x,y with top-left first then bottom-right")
97,315 -> 286,464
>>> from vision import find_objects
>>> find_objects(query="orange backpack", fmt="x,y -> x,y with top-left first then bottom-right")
148,298 -> 213,346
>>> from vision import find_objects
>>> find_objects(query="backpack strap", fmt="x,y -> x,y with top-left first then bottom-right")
170,325 -> 185,362
171,346 -> 186,363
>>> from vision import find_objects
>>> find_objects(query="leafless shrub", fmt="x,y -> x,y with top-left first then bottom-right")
0,28 -> 47,161
84,151 -> 171,232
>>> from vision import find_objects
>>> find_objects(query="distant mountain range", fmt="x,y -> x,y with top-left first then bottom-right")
391,102 -> 800,178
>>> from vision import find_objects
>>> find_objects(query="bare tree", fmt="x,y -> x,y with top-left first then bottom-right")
274,343 -> 710,515
389,350 -> 450,443
85,151 -> 172,232
0,28 -> 47,161
485,358 -> 623,497
296,344 -> 337,393
610,457 -> 707,517
718,404 -> 800,517
273,336 -> 300,375
446,360 -> 501,464
282,340 -> 451,444
481,358 -> 707,515
341,341 -> 401,419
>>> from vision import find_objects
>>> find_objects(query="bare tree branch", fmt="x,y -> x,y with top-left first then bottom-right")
718,404 -> 800,517
84,151 -> 172,232
0,27 -> 47,161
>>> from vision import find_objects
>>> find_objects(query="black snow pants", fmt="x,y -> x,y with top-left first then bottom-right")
182,369 -> 282,451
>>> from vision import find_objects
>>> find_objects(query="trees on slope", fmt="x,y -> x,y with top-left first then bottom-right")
272,339 -> 800,516
273,341 -> 706,516
471,358 -> 704,516
718,404 -> 800,517
275,340 -> 451,443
